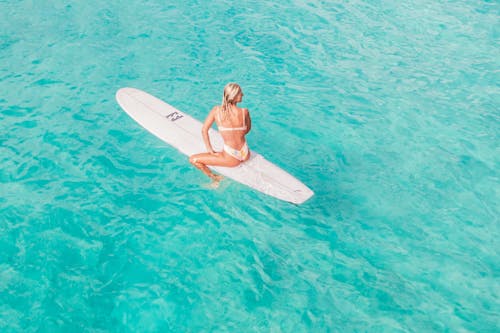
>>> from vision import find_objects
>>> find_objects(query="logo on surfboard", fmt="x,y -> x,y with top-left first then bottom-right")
166,111 -> 183,122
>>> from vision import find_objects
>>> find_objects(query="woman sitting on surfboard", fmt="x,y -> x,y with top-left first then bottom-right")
189,83 -> 251,182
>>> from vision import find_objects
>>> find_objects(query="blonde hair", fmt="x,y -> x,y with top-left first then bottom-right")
220,83 -> 242,119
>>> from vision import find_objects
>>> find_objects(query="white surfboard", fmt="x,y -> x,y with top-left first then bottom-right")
116,87 -> 314,204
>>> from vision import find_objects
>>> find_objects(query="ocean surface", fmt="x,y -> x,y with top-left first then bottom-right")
1,0 -> 499,332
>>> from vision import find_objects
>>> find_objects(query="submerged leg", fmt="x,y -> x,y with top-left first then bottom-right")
189,155 -> 222,181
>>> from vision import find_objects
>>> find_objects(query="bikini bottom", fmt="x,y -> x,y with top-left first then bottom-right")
223,142 -> 249,161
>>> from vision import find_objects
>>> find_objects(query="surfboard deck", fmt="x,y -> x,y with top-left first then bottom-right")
115,87 -> 314,204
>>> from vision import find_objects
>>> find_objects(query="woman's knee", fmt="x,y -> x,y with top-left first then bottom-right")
189,155 -> 199,165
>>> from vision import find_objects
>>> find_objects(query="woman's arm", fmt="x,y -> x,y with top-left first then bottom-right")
202,106 -> 217,153
244,108 -> 251,134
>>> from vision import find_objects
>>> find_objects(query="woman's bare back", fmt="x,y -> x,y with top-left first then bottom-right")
215,105 -> 250,150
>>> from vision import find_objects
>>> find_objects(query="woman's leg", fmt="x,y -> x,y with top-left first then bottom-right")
189,152 -> 240,180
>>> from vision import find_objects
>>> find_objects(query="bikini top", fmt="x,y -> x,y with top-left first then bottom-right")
217,106 -> 247,132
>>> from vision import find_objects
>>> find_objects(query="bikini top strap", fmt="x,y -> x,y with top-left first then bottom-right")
240,107 -> 245,126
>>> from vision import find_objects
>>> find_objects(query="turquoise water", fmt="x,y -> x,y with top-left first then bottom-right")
1,0 -> 499,331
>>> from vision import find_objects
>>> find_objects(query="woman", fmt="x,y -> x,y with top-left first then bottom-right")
189,83 -> 251,183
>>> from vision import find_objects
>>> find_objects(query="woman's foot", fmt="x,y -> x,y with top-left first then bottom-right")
210,173 -> 223,187
210,174 -> 223,182
203,174 -> 223,189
